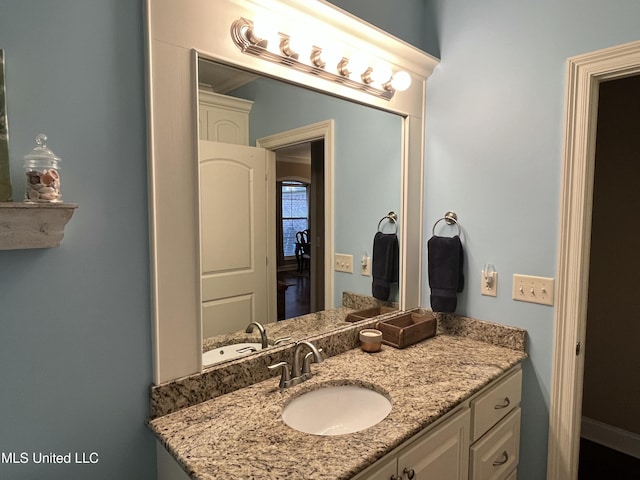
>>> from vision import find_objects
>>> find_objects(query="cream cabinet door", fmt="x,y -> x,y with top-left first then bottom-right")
398,408 -> 470,480
199,141 -> 275,337
364,455 -> 399,480
199,90 -> 252,144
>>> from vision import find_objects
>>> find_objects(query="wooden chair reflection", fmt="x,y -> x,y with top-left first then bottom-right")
295,229 -> 311,273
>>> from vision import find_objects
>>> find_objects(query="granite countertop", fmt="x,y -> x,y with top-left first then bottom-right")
150,334 -> 527,479
202,307 -> 355,352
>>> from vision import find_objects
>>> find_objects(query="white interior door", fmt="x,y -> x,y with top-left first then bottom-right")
199,141 -> 275,339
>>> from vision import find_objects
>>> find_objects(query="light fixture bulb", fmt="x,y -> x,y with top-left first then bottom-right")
390,70 -> 412,91
288,35 -> 313,63
370,62 -> 393,85
318,44 -> 344,72
346,56 -> 370,80
250,17 -> 278,47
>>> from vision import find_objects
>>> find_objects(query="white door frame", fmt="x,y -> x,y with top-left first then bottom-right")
547,40 -> 640,480
256,120 -> 335,310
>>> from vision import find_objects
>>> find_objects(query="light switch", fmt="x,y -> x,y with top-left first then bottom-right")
512,274 -> 554,306
334,253 -> 353,273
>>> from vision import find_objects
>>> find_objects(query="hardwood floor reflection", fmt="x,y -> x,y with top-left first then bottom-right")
277,270 -> 310,320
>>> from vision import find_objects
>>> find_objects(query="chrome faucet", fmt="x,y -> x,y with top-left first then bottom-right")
268,341 -> 324,388
245,321 -> 268,349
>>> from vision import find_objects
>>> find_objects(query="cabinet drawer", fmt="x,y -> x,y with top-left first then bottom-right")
470,407 -> 521,480
471,368 -> 522,441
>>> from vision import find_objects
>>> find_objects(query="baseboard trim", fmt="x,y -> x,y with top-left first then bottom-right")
581,417 -> 640,459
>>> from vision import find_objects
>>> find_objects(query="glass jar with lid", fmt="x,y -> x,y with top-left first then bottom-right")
24,133 -> 62,203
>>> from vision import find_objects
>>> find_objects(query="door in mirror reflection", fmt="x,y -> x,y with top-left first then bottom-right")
199,141 -> 275,338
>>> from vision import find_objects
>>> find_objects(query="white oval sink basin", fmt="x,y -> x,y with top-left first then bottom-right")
203,342 -> 262,367
282,385 -> 392,436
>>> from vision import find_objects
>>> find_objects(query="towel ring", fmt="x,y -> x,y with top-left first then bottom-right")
432,211 -> 461,236
377,211 -> 398,234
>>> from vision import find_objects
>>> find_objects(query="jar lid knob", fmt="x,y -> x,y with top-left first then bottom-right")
35,133 -> 47,147
24,133 -> 60,162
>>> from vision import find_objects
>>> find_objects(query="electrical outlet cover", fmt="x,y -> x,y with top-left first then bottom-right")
361,256 -> 371,276
481,271 -> 497,297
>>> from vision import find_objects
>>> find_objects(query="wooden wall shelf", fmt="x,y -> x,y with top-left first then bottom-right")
0,202 -> 78,250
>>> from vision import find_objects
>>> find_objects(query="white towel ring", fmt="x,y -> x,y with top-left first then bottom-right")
432,211 -> 461,236
377,211 -> 398,234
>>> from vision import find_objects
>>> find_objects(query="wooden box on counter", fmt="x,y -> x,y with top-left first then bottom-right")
376,311 -> 437,348
345,306 -> 397,323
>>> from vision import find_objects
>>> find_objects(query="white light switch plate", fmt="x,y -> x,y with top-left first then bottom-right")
512,274 -> 554,306
334,253 -> 353,273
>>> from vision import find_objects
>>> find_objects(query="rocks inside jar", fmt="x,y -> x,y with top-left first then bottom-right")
25,168 -> 61,202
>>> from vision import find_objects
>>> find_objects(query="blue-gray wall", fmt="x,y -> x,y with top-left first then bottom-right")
336,1 -> 640,479
3,1 -> 638,479
0,1 -> 155,479
336,0 -> 640,478
329,0 -> 439,55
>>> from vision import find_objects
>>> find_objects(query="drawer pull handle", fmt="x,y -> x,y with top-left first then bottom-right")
403,467 -> 416,479
494,397 -> 510,409
492,450 -> 509,466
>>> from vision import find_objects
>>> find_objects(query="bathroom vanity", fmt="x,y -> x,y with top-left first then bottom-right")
145,2 -> 527,478
150,331 -> 525,479
354,366 -> 522,480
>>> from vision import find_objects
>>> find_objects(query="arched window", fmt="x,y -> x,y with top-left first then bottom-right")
280,181 -> 309,258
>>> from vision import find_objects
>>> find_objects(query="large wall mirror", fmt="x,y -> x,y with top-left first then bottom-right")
146,0 -> 439,384
197,57 -> 403,362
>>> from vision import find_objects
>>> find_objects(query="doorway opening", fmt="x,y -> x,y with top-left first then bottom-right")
576,73 -> 640,479
548,40 -> 640,480
257,120 -> 334,322
274,140 -> 325,320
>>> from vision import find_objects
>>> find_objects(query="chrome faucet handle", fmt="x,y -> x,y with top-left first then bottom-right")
293,341 -> 324,378
301,348 -> 323,375
268,361 -> 291,388
273,336 -> 292,346
245,321 -> 269,349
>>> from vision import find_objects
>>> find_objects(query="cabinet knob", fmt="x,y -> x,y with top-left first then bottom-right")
492,450 -> 509,466
403,467 -> 415,479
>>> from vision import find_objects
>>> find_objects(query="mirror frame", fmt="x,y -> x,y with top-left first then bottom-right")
145,0 -> 439,384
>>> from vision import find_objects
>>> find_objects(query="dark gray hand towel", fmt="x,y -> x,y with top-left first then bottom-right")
372,232 -> 399,301
427,235 -> 464,312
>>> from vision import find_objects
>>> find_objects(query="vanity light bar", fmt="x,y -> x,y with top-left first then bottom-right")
230,18 -> 411,100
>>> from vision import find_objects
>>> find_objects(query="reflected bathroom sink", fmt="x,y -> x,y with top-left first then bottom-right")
203,342 -> 262,367
282,384 -> 392,435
